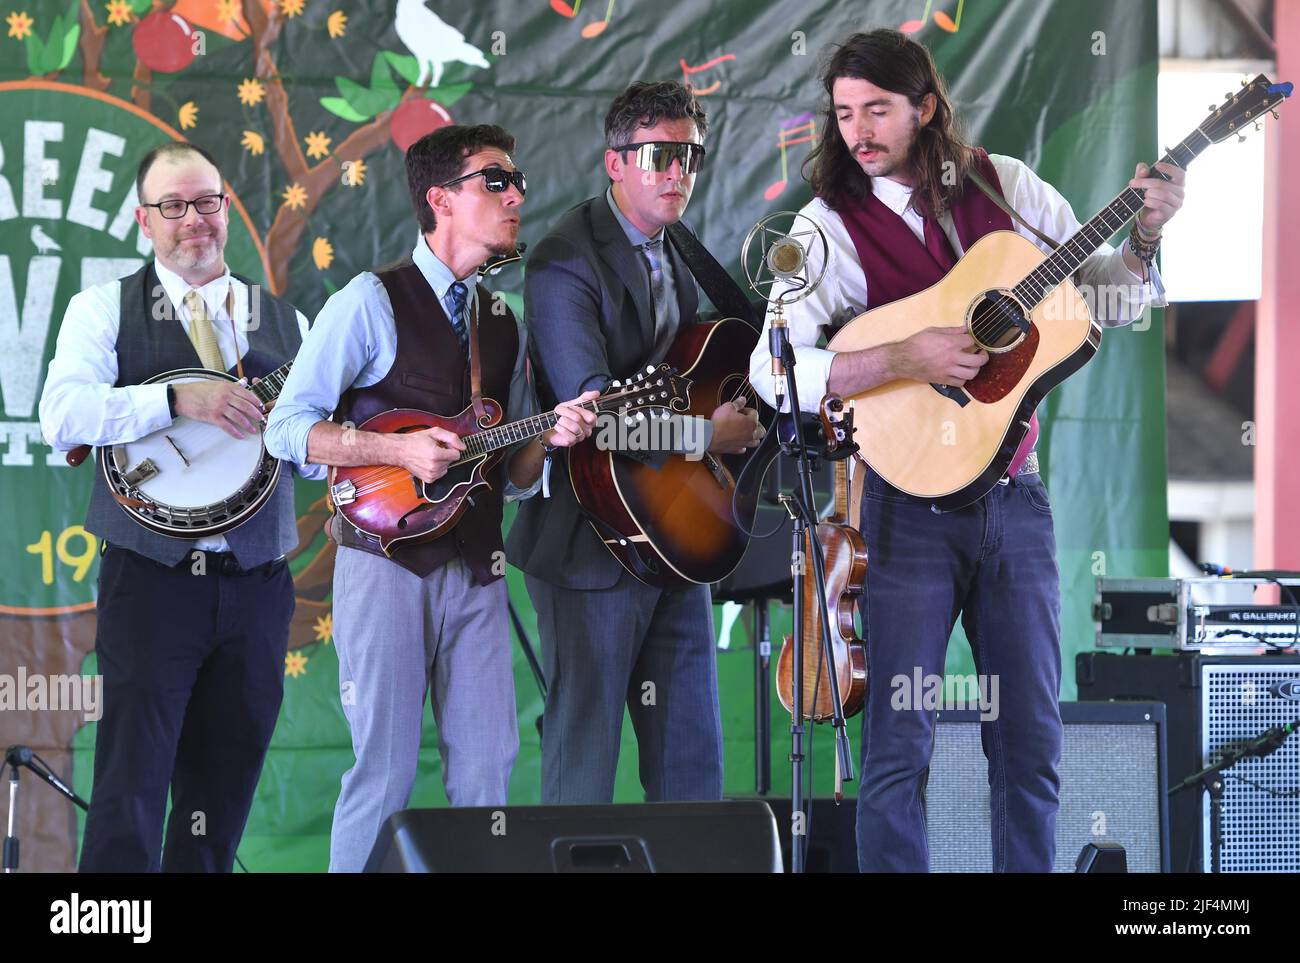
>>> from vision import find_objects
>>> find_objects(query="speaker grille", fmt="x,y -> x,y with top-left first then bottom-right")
927,710 -> 1165,872
1202,663 -> 1300,873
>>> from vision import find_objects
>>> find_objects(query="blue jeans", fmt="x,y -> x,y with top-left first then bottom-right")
855,470 -> 1063,872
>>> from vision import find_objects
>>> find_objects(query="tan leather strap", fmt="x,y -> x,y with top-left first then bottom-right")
468,286 -> 485,420
967,168 -> 1061,252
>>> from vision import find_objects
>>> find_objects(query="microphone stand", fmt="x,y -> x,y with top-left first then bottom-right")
771,318 -> 856,874
3,745 -> 89,873
1168,720 -> 1300,873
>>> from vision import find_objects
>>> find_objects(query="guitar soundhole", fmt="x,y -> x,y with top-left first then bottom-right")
968,290 -> 1029,353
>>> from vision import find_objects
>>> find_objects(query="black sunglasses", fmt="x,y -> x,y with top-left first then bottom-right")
439,165 -> 527,196
613,141 -> 707,174
142,193 -> 227,219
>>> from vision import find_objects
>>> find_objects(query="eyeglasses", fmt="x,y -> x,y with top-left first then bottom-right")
438,166 -> 527,196
613,141 -> 707,174
142,193 -> 227,219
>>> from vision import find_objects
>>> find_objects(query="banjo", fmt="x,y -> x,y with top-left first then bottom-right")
68,361 -> 293,538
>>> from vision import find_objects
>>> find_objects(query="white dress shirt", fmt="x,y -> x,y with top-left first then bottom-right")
748,154 -> 1168,413
39,260 -> 318,551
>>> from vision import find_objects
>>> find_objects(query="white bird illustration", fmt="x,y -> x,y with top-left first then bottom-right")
394,0 -> 490,88
31,225 -> 61,254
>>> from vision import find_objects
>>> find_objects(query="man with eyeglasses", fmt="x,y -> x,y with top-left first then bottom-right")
506,81 -> 762,804
39,141 -> 316,871
265,124 -> 597,871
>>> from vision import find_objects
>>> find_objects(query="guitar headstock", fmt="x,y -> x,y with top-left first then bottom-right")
1200,74 -> 1292,145
478,242 -> 528,278
602,364 -> 692,420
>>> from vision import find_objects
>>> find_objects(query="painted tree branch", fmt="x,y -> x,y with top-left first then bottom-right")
78,0 -> 111,92
242,0 -> 407,295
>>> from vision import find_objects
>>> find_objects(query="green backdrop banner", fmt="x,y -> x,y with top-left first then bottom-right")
0,0 -> 1164,871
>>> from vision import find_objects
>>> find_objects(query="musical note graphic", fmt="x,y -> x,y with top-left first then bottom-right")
550,0 -> 581,17
900,0 -> 964,33
680,53 -> 737,96
581,0 -> 616,37
764,114 -> 816,201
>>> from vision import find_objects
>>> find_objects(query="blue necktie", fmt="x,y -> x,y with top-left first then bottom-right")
641,238 -> 667,328
446,281 -> 469,355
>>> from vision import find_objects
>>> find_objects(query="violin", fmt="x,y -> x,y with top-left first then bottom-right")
776,394 -> 867,722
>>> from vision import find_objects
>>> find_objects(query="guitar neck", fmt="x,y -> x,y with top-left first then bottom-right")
249,360 -> 294,404
1010,130 -> 1210,310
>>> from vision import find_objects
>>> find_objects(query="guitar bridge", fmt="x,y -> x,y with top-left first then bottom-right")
330,479 -> 357,506
121,459 -> 160,486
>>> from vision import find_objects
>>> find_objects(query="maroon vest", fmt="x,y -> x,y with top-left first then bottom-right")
834,148 -> 1039,471
334,261 -> 519,583
835,148 -> 1013,308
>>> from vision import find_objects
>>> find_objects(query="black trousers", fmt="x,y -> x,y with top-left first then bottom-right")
78,546 -> 293,872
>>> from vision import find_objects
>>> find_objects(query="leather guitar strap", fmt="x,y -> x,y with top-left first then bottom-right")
665,221 -> 759,328
468,286 -> 485,420
967,168 -> 1062,252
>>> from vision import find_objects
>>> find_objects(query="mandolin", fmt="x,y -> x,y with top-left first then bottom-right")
329,364 -> 689,556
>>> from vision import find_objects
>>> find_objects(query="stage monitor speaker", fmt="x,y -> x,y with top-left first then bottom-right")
364,801 -> 782,873
758,796 -> 859,873
1078,652 -> 1300,873
925,701 -> 1170,872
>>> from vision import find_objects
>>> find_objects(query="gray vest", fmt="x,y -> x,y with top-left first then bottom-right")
84,262 -> 303,568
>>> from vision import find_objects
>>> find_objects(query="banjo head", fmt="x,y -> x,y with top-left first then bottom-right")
102,369 -> 281,537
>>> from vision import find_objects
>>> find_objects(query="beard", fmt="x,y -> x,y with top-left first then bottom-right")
159,228 -> 225,272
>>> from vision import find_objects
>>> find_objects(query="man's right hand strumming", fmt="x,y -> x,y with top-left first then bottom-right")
173,380 -> 266,439
394,426 -> 466,483
889,325 -> 989,388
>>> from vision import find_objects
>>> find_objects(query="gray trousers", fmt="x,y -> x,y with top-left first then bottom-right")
328,547 -> 519,872
526,570 -> 723,804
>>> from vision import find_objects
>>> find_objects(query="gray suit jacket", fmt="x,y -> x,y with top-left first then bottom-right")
506,194 -> 700,590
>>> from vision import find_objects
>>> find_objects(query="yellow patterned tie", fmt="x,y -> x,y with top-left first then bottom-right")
184,288 -> 225,371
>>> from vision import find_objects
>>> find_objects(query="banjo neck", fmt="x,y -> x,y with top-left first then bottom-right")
247,360 -> 293,405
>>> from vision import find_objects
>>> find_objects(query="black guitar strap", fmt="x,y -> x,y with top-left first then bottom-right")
666,221 -> 760,330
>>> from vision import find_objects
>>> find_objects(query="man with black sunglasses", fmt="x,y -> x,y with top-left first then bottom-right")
40,141 -> 315,871
266,124 -> 596,870
507,81 -> 762,804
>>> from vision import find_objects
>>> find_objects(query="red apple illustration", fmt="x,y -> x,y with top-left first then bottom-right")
390,98 -> 453,152
132,10 -> 199,74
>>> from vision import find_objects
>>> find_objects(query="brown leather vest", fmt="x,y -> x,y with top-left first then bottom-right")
333,261 -> 519,583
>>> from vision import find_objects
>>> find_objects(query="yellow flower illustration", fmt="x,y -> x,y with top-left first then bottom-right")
240,130 -> 265,155
278,0 -> 305,18
105,0 -> 132,27
341,158 -> 366,187
304,131 -> 331,160
285,650 -> 308,678
6,10 -> 34,40
327,9 -> 346,38
216,0 -> 240,25
313,611 -> 334,642
237,77 -> 266,108
282,183 -> 308,210
178,101 -> 199,130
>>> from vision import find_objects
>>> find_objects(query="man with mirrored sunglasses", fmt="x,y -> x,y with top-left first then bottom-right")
508,81 -> 762,805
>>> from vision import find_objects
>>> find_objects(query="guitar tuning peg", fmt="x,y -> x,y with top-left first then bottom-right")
1255,121 -> 1263,131
1238,133 -> 1248,142
611,379 -> 621,387
1273,110 -> 1281,120
645,365 -> 654,373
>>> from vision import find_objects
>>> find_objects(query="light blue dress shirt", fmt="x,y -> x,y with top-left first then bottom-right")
264,235 -> 541,499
